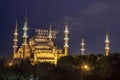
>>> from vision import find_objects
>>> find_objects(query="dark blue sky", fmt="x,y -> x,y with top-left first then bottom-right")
0,0 -> 120,57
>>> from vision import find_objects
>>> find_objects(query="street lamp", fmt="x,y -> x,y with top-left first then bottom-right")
8,62 -> 13,66
81,64 -> 91,71
7,60 -> 13,67
80,63 -> 91,80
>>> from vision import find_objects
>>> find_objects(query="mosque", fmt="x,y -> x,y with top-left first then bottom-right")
12,16 -> 110,65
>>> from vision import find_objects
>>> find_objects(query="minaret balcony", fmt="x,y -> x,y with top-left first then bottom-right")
105,40 -> 110,43
23,27 -> 28,30
64,44 -> 69,47
23,35 -> 28,37
105,47 -> 110,49
81,43 -> 85,45
64,38 -> 69,40
14,33 -> 18,35
64,30 -> 69,33
22,43 -> 28,45
13,46 -> 18,47
13,39 -> 18,41
81,48 -> 85,51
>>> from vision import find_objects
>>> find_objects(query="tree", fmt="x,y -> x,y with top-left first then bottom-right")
44,66 -> 80,80
57,56 -> 77,68
33,62 -> 55,80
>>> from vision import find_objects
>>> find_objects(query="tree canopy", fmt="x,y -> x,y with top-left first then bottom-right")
0,53 -> 120,80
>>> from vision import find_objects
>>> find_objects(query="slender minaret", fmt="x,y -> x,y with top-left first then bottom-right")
105,30 -> 110,56
22,15 -> 28,58
48,23 -> 52,41
13,20 -> 18,58
64,16 -> 69,56
81,33 -> 85,55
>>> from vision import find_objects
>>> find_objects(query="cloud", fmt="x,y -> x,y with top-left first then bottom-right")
80,1 -> 120,18
64,1 -> 120,54
81,2 -> 109,15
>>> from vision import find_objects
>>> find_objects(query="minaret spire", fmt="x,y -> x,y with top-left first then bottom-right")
22,13 -> 28,45
81,33 -> 85,55
22,12 -> 28,58
49,23 -> 52,41
64,16 -> 69,56
105,27 -> 110,56
13,20 -> 18,58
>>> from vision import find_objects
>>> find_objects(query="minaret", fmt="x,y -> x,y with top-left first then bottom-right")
22,15 -> 28,58
13,20 -> 18,58
105,30 -> 110,56
48,23 -> 52,41
64,16 -> 69,56
81,33 -> 85,55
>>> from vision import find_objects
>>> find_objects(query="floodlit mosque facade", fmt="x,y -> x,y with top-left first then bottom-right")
12,16 -> 110,65
12,16 -> 69,65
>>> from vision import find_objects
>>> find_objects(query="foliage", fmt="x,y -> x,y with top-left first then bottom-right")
0,53 -> 120,80
43,66 -> 80,80
32,62 -> 55,80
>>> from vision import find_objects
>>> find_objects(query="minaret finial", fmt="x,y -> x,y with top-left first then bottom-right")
105,26 -> 110,56
15,19 -> 18,31
49,23 -> 52,41
66,16 -> 68,26
106,25 -> 109,34
64,16 -> 69,56
25,10 -> 27,23
13,19 -> 18,58
81,33 -> 85,55
82,33 -> 84,39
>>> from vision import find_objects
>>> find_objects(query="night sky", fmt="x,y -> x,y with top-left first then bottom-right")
0,0 -> 120,57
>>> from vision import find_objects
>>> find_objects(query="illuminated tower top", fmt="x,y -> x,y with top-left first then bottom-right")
48,24 -> 52,41
64,16 -> 69,56
105,30 -> 110,56
22,15 -> 28,46
13,20 -> 18,58
81,33 -> 85,55
13,20 -> 18,42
